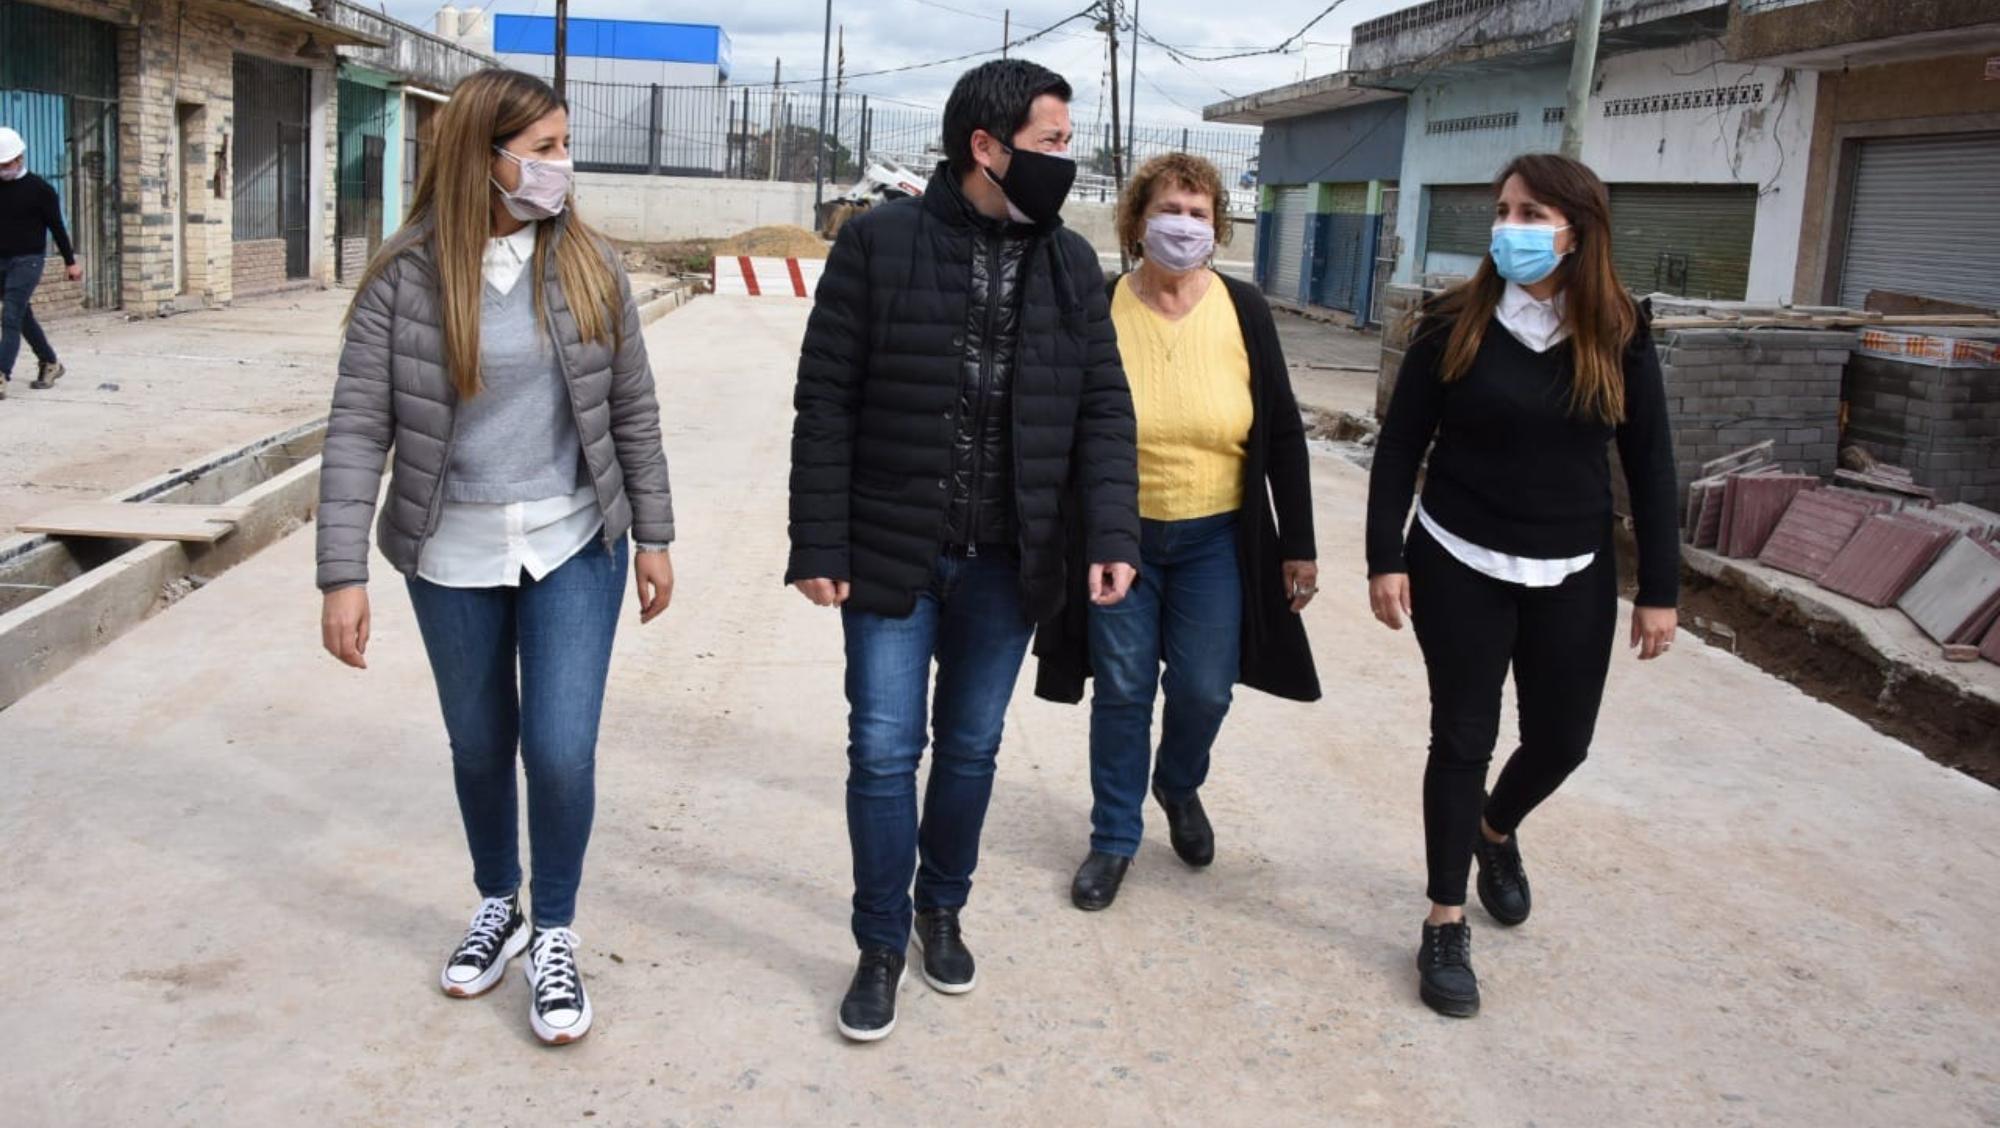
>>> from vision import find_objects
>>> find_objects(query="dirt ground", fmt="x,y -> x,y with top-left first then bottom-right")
614,225 -> 831,280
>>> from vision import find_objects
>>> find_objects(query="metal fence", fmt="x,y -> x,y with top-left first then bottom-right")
564,81 -> 1263,213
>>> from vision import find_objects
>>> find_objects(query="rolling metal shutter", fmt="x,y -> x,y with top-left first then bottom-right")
1268,185 -> 1310,302
1838,133 -> 2000,311
1424,184 -> 1493,258
1608,184 -> 1756,300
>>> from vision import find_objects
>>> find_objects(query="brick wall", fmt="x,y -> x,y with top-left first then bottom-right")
1656,328 -> 1851,502
1845,355 -> 2000,507
30,255 -> 88,321
339,237 -> 369,286
230,239 -> 290,299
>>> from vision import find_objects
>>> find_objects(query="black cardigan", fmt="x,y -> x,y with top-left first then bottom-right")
1365,306 -> 1680,608
1034,271 -> 1322,704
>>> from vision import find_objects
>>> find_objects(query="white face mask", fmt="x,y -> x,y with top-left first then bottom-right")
491,147 -> 573,222
0,163 -> 25,182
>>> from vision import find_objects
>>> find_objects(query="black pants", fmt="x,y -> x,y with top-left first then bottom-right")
1406,520 -> 1617,907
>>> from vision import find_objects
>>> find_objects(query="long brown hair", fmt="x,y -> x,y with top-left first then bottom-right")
1419,153 -> 1636,425
346,68 -> 621,398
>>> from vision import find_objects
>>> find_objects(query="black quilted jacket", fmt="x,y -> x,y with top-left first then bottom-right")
786,163 -> 1141,622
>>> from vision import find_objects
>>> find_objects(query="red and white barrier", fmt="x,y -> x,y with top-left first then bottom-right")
712,256 -> 824,298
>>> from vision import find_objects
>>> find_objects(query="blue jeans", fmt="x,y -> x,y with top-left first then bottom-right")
0,255 -> 56,379
1087,513 -> 1242,858
404,535 -> 627,929
841,550 -> 1034,951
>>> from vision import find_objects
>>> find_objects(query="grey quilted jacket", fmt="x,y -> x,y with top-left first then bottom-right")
315,218 -> 674,592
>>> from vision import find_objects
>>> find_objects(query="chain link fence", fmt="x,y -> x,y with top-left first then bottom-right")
565,81 -> 1263,214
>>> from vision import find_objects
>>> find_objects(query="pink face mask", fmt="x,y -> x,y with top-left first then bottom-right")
0,162 -> 24,182
491,147 -> 572,221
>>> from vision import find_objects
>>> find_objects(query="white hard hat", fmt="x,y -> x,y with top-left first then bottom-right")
0,128 -> 23,164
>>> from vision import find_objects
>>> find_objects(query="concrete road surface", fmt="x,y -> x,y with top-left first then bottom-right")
2,295 -> 1997,1127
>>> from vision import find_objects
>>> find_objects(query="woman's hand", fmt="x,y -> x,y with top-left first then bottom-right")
1369,573 -> 1412,630
635,549 -> 675,624
1630,605 -> 1677,661
1283,560 -> 1319,614
321,587 -> 371,669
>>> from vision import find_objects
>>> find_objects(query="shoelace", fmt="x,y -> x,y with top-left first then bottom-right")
1430,924 -> 1473,968
922,911 -> 962,951
452,897 -> 514,965
1482,838 -> 1526,891
531,928 -> 582,1008
857,948 -> 900,988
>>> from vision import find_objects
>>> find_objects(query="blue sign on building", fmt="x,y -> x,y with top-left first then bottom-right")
493,16 -> 732,81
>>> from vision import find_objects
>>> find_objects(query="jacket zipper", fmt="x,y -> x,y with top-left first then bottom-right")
540,273 -> 608,554
964,234 -> 1003,557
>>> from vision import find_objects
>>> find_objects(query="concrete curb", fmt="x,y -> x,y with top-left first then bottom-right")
637,284 -> 695,327
0,452 -> 324,712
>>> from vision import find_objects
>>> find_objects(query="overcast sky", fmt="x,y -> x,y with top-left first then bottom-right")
381,0 -> 1413,129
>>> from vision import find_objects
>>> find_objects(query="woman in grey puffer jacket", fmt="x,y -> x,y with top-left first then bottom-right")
315,68 -> 674,1047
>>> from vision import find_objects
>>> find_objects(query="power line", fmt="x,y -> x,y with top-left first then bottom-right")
1140,1 -> 1357,63
907,0 -> 1098,42
1292,13 -> 1491,185
745,4 -> 1102,87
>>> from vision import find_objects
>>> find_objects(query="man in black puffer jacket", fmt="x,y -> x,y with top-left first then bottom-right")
787,59 -> 1141,1042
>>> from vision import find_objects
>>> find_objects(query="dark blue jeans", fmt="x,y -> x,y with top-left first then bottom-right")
0,255 -> 56,379
404,535 -> 627,929
1087,513 -> 1242,858
841,550 -> 1034,951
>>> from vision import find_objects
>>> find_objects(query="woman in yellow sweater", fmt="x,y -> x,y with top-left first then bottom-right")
1035,153 -> 1321,910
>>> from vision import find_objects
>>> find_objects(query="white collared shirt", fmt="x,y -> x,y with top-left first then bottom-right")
416,220 -> 611,589
1495,281 -> 1570,353
1414,282 -> 1593,587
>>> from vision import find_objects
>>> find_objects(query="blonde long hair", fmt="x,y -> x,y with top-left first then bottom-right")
1421,153 -> 1637,425
346,68 -> 621,398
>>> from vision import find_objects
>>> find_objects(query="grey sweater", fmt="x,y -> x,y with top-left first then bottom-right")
443,276 -> 587,503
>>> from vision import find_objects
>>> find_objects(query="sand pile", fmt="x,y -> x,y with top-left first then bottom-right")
711,225 -> 831,259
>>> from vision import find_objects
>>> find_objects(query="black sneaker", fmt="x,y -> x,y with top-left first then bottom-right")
1153,783 -> 1215,868
1070,850 -> 1132,911
439,894 -> 528,998
1475,828 -> 1532,927
837,945 -> 907,1042
1418,920 -> 1480,1018
30,360 -> 62,389
912,907 -> 976,994
523,926 -> 593,1045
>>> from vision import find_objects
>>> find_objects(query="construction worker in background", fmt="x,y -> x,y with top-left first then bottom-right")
0,125 -> 80,398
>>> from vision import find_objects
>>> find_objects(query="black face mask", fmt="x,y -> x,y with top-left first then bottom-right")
985,142 -> 1076,225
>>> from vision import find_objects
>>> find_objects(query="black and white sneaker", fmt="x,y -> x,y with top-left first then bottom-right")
837,946 -> 907,1042
911,907 -> 976,994
439,894 -> 528,998
524,927 -> 593,1045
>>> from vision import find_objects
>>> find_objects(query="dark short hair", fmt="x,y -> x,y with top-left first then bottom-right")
942,59 -> 1073,175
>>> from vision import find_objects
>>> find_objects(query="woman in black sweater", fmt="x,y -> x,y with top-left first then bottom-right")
1365,153 -> 1679,1019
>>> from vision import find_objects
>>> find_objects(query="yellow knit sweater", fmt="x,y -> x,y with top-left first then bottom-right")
1112,274 -> 1253,522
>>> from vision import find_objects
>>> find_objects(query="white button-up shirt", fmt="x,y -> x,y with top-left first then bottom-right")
415,222 -> 609,590
1413,282 -> 1594,588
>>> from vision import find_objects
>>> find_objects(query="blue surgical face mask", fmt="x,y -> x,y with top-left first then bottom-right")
1489,223 -> 1570,285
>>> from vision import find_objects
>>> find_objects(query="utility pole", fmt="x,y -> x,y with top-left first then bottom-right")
830,26 -> 846,183
769,59 -> 781,182
1103,0 -> 1127,270
1126,0 -> 1139,172
1560,0 -> 1605,159
1003,10 -> 1010,57
814,0 -> 832,213
552,0 -> 568,100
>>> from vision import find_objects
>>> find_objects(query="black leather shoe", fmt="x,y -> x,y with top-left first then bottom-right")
1070,851 -> 1132,911
1152,783 -> 1215,868
912,907 -> 976,994
1417,921 -> 1480,1018
1475,828 -> 1532,927
836,946 -> 906,1042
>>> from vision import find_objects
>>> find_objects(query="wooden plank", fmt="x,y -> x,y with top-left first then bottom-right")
19,502 -> 251,543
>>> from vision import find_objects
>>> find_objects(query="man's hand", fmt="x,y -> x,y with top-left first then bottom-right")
794,578 -> 851,607
321,587 -> 371,669
634,549 -> 674,624
65,261 -> 82,284
1088,562 -> 1137,606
